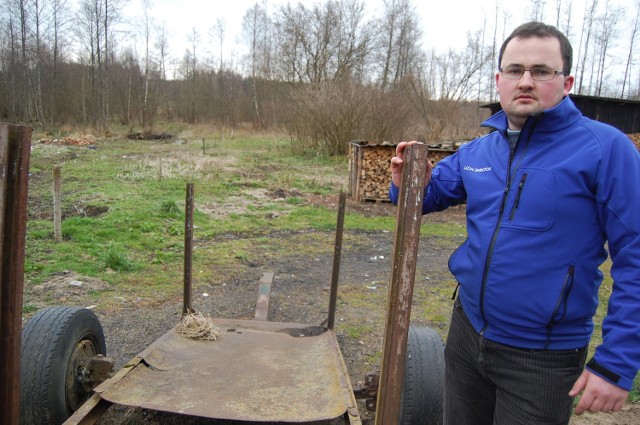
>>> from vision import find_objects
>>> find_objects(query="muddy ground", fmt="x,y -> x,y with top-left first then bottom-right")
23,195 -> 639,425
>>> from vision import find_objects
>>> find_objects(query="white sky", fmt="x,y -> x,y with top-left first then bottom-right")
119,0 -> 548,54
98,0 -> 636,75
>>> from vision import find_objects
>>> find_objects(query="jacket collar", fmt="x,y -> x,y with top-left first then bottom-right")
482,96 -> 582,134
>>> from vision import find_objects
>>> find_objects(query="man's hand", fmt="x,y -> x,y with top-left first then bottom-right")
390,141 -> 433,188
569,370 -> 629,415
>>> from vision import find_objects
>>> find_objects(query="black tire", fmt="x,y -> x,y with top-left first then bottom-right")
399,325 -> 445,425
20,306 -> 107,425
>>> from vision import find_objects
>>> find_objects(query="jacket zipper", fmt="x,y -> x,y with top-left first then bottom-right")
478,118 -> 539,333
508,173 -> 528,221
479,139 -> 516,331
545,265 -> 576,348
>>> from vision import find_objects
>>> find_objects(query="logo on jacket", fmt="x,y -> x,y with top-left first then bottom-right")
464,165 -> 492,173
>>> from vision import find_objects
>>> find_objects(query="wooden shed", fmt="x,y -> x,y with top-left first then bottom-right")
348,140 -> 457,202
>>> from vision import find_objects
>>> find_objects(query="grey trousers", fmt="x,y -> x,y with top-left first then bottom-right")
444,299 -> 588,425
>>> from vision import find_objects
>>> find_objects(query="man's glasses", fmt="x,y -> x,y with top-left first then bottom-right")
499,65 -> 567,81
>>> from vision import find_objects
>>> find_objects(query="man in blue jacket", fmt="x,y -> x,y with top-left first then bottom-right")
390,21 -> 640,425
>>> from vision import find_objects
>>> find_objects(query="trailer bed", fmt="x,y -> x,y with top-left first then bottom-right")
84,318 -> 360,424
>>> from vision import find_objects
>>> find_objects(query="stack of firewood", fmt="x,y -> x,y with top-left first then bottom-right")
357,145 -> 394,201
349,141 -> 457,202
628,133 -> 640,151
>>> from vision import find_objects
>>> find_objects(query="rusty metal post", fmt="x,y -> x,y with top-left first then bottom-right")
375,144 -> 428,425
182,183 -> 194,316
0,123 -> 32,425
327,191 -> 346,330
53,166 -> 62,242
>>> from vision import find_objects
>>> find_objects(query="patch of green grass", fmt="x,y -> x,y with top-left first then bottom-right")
344,324 -> 373,340
23,304 -> 38,314
159,200 -> 181,215
103,247 -> 135,272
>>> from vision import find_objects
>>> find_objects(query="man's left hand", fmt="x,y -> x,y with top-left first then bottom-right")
569,370 -> 629,415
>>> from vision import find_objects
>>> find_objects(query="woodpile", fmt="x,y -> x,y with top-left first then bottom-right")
348,141 -> 457,203
628,133 -> 640,151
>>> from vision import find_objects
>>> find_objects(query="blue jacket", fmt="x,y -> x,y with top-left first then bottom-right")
390,96 -> 640,390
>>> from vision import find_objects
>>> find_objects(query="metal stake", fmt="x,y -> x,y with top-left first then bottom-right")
0,123 -> 32,425
375,143 -> 428,425
182,183 -> 195,316
327,191 -> 346,330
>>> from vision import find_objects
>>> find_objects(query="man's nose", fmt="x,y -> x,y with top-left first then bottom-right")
517,70 -> 536,85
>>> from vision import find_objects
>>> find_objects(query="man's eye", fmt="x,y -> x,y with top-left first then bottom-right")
505,68 -> 523,76
532,68 -> 553,77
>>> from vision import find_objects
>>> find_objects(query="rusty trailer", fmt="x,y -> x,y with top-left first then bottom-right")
14,143 -> 443,425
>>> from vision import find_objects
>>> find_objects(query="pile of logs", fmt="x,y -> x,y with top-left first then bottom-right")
349,143 -> 394,202
628,133 -> 640,151
348,141 -> 456,203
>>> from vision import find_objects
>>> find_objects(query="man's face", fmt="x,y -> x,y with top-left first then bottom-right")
496,36 -> 574,130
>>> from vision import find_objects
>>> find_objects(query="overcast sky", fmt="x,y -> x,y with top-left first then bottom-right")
102,0 -> 636,75
117,0 -> 543,52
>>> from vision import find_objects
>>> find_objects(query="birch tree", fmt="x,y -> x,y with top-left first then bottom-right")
243,3 -> 268,127
377,0 -> 422,90
593,2 -> 623,96
576,0 -> 598,94
621,0 -> 639,98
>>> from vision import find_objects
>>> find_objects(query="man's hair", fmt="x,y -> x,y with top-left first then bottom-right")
498,21 -> 573,75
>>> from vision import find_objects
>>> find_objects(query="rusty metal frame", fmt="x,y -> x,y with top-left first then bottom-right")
0,123 -> 32,425
375,144 -> 428,425
63,184 -> 362,425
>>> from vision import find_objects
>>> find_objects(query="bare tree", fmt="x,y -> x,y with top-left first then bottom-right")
48,0 -> 72,123
559,0 -> 573,39
489,1 -> 500,103
75,0 -> 124,129
527,0 -> 546,21
577,0 -> 598,94
8,0 -> 30,120
243,2 -> 269,128
621,0 -> 640,98
593,2 -> 623,96
332,0 -> 371,82
140,0 -> 154,130
210,17 -> 225,73
377,0 -> 421,90
179,27 -> 200,123
155,22 -> 169,81
273,0 -> 371,85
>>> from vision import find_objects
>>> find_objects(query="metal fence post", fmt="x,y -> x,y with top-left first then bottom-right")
0,123 -> 32,425
375,143 -> 428,425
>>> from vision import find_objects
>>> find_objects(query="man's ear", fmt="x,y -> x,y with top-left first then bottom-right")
563,75 -> 575,96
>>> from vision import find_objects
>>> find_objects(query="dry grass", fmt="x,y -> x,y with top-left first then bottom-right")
175,312 -> 224,341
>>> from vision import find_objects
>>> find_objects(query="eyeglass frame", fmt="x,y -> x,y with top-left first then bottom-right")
498,65 -> 568,81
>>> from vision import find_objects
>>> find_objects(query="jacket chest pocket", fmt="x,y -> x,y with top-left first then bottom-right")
504,169 -> 555,231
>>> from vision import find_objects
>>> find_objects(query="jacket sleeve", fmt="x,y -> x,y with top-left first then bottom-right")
589,132 -> 640,391
389,152 -> 467,213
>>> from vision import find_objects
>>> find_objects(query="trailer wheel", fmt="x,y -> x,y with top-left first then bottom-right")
399,326 -> 445,425
20,306 -> 107,425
